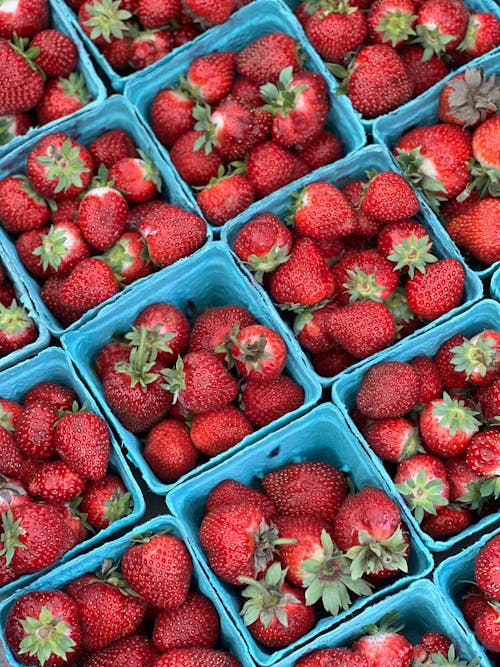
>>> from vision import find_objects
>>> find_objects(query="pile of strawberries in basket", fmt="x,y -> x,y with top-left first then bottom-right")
352,326 -> 499,539
0,380 -> 134,587
149,32 -> 345,225
0,129 -> 206,327
0,0 -> 93,144
94,301 -> 305,482
0,260 -> 38,358
233,169 -> 466,377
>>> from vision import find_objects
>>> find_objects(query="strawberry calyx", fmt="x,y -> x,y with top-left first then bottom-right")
363,610 -> 405,635
95,557 -> 139,595
375,9 -> 417,47
161,356 -> 187,401
426,643 -> 481,666
59,73 -> 92,105
327,59 -> 356,97
305,0 -> 358,17
260,66 -> 309,117
346,525 -> 409,579
395,467 -> 449,523
16,174 -> 49,205
251,519 -> 297,575
137,149 -> 162,193
395,147 -> 447,211
0,407 -> 16,432
102,488 -> 133,525
456,14 -> 479,52
301,529 -> 373,615
0,475 -> 26,506
17,605 -> 77,665
0,509 -> 26,566
67,496 -> 92,532
430,392 -> 481,437
57,400 -> 87,420
125,324 -> 175,363
239,562 -> 300,628
228,327 -> 274,377
244,242 -> 291,284
103,235 -> 152,274
457,157 -> 500,201
387,233 -> 437,278
278,299 -> 332,335
35,138 -> 91,195
192,104 -> 217,155
474,476 -> 500,503
10,34 -> 44,78
32,225 -> 72,272
83,0 -> 132,43
115,327 -> 160,390
0,300 -> 33,335
342,267 -> 390,303
457,478 -> 488,510
414,25 -> 456,61
450,333 -> 498,380
444,68 -> 500,127
0,117 -> 20,146
193,163 -> 247,191
128,530 -> 169,545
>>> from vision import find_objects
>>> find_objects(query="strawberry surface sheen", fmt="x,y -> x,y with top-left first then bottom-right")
353,630 -> 413,667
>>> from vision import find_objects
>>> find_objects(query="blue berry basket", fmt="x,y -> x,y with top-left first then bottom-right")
0,0 -> 107,159
273,578 -> 484,667
490,264 -> 500,301
0,240 -> 50,372
168,403 -> 433,667
373,51 -> 500,279
0,94 -> 210,338
222,143 -> 483,388
0,515 -> 254,667
332,298 -> 500,552
61,241 -> 321,497
434,525 -> 500,667
0,346 -> 145,602
123,0 -> 367,236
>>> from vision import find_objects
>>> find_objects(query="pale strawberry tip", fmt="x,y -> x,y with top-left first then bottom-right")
17,605 -> 77,664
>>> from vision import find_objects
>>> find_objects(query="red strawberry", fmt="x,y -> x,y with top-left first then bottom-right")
466,429 -> 500,478
79,635 -> 158,667
413,632 -> 452,664
410,355 -> 444,403
475,534 -> 500,600
190,406 -> 253,456
28,461 -> 85,503
295,647 -> 369,667
0,428 -> 22,477
197,171 -> 254,226
296,303 -> 339,354
449,329 -> 500,386
126,199 -> 165,231
462,584 -> 490,627
305,4 -> 368,63
0,300 -> 37,356
356,361 -> 420,419
150,88 -> 195,148
0,281 -> 15,307
311,346 -> 356,377
415,0 -> 469,58
194,96 -> 256,160
15,401 -> 58,459
36,74 -> 91,125
378,219 -> 436,278
88,129 -> 138,170
80,474 -> 132,529
289,182 -> 356,240
0,37 -> 45,115
103,231 -> 154,285
332,249 -> 399,305
100,35 -> 133,72
93,341 -> 130,380
30,29 -> 78,78
137,0 -> 182,28
60,257 -> 120,312
231,77 -> 263,106
352,616 -> 413,667
40,275 -> 85,327
186,51 -> 236,105
152,592 -> 219,652
405,258 -> 465,321
240,376 -> 304,427
399,45 -> 449,96
5,590 -> 80,667
26,132 -> 94,201
229,324 -> 286,381
77,184 -> 129,251
420,504 -> 472,537
0,175 -> 50,233
0,0 -> 49,39
294,129 -> 342,171
363,417 -> 422,463
78,0 -> 132,47
143,419 -> 198,482
205,479 -> 276,515
170,130 -> 223,187
51,197 -> 80,225
134,302 -> 190,366
361,171 -> 419,224
236,33 -> 300,86
367,0 -> 417,47
475,378 -> 500,423
54,410 -> 111,479
447,455 -> 483,507
437,68 -> 500,127
122,532 -> 192,608
394,453 -> 449,523
447,197 -> 500,266
341,179 -> 383,237
458,12 -> 500,58
189,305 -> 256,358
183,0 -> 235,25
420,392 -> 480,457
473,602 -> 500,653
155,649 -> 240,666
246,140 -> 299,199
108,153 -> 161,204
129,29 -> 174,70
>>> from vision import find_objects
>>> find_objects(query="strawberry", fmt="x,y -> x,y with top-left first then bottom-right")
197,170 -> 255,226
305,3 -> 368,64
15,401 -> 58,459
333,487 -> 409,580
326,300 -> 396,359
413,632 -> 452,663
190,406 -> 253,456
240,376 -> 304,427
78,0 -> 132,47
40,276 -> 85,327
155,649 -> 241,666
150,88 -> 195,148
26,132 -> 94,201
186,51 -> 236,105
55,410 -> 111,480
246,140 -> 299,199
30,29 -> 78,78
437,68 -> 500,128
464,114 -> 500,198
108,152 -> 161,204
377,220 -> 436,278
352,615 -> 413,667
415,0 -> 469,58
228,324 -> 287,381
294,129 -> 342,171
88,129 -> 138,170
448,197 -> 500,266
143,418 -> 199,482
122,532 -> 192,608
103,231 -> 154,285
162,351 -> 238,414
0,175 -> 50,233
394,453 -> 449,523
77,183 -> 129,252
410,355 -> 444,404
0,112 -> 31,145
239,562 -> 315,648
126,199 -> 164,231
367,0 -> 417,47
421,504 -> 472,537
5,590 -> 80,667
0,0 -> 49,39
170,130 -> 224,187
475,378 -> 500,423
236,33 -> 300,86
295,648 -> 369,667
189,305 -> 256,357
466,429 -> 500,479
0,281 -> 15,307
296,303 -> 338,353
363,418 -> 422,463
356,361 -> 420,419
447,456 -> 483,508
420,392 -> 480,457
0,300 -> 37,356
262,461 -> 348,524
152,592 -> 219,652
0,429 -> 22,477
194,96 -> 256,160
80,474 -> 132,529
36,74 -> 91,126
475,534 -> 500,600
473,603 -> 500,653
398,44 -> 449,96
449,329 -> 500,386
462,584 -> 490,627
129,29 -> 174,70
134,302 -> 190,366
332,249 -> 399,305
28,461 -> 86,503
205,479 -> 276,515
361,172 -> 419,224
0,37 -> 45,115
79,635 -> 158,667
93,341 -> 130,380
289,182 -> 356,241
183,0 -> 235,25
51,197 -> 80,225
60,257 -> 120,312
457,12 -> 500,58
405,258 -> 465,321
137,0 -> 182,28
341,179 -> 383,237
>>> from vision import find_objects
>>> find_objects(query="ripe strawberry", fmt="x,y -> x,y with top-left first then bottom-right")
0,175 -> 50,233
28,461 -> 85,503
189,305 -> 256,358
475,378 -> 500,422
122,532 -> 192,608
294,129 -> 342,171
333,487 -> 409,580
289,182 -> 356,241
311,346 -> 356,377
356,361 -> 420,419
415,0 -> 469,58
465,114 -> 500,197
262,461 -> 348,524
246,140 -> 299,199
363,417 -> 422,463
30,29 -> 78,78
55,410 -> 111,479
137,0 -> 181,28
229,324 -> 287,381
152,592 -> 219,652
437,68 -> 500,128
361,172 -> 419,224
410,355 -> 444,404
466,429 -> 500,478
399,44 -> 449,96
447,197 -> 500,266
194,95 -> 256,160
108,152 -> 161,204
236,33 -> 300,86
332,249 -> 399,305
36,74 -> 91,126
394,453 -> 449,523
0,281 -> 15,307
126,199 -> 164,231
197,171 -> 255,226
143,418 -> 198,482
240,562 -> 315,648
240,376 -> 305,427
413,632 -> 452,663
0,300 -> 37,356
88,129 -> 138,170
170,130 -> 224,187
205,479 -> 276,515
129,29 -> 174,70
341,179 -> 382,237
473,603 -> 500,653
15,401 -> 58,459
5,590 -> 80,667
475,534 -> 500,600
406,258 -> 465,321
0,0 -> 49,39
0,112 -> 31,145
155,648 -> 241,666
186,51 -> 236,105
421,504 -> 472,537
103,231 -> 153,285
457,12 -> 500,58
295,647 -> 369,667
0,429 -> 22,477
183,0 -> 235,25
51,197 -> 80,225
305,4 -> 367,63
150,88 -> 195,148
296,303 -> 338,353
352,616 -> 413,667
134,302 -> 190,366
78,0 -> 132,47
367,0 -> 417,47
26,132 -> 94,201
450,329 -> 500,386
79,634 -> 158,667
420,392 -> 480,457
80,474 -> 132,529
0,37 -> 45,115
190,406 -> 253,456
101,34 -> 133,72
377,220 -> 436,278
60,257 -> 120,312
93,341 -> 130,381
40,275 -> 85,327
77,184 -> 128,251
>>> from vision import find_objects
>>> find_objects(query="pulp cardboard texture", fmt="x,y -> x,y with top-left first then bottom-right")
332,299 -> 500,552
491,265 -> 500,300
373,50 -> 500,278
222,143 -> 483,387
0,238 -> 50,372
434,525 -> 500,667
168,403 -> 433,666
0,0 -> 106,159
0,347 -> 145,601
0,515 -> 255,667
62,242 -> 322,496
124,0 -> 367,234
0,95 -> 210,338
